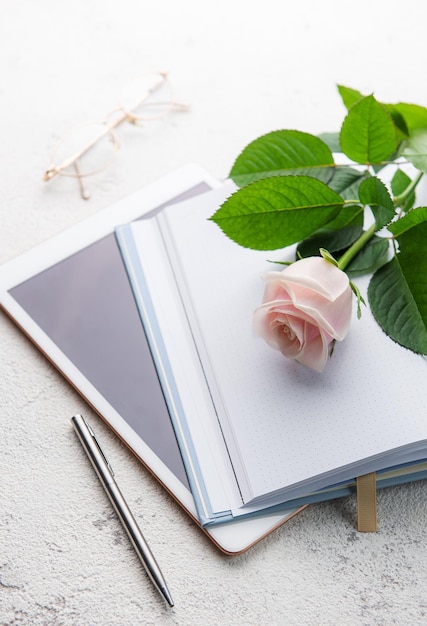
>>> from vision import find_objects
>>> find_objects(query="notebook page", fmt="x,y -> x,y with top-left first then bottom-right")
116,218 -> 243,521
160,183 -> 427,504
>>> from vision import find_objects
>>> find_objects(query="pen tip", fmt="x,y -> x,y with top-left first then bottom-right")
161,587 -> 174,607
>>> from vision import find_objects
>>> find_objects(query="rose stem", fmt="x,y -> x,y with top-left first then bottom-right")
337,223 -> 376,272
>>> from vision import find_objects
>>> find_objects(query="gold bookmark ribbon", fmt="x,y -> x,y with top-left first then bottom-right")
356,472 -> 377,532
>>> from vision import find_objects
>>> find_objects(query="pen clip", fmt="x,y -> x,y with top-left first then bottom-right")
86,420 -> 115,476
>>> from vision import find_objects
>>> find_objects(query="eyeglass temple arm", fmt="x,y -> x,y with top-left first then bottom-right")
74,160 -> 91,200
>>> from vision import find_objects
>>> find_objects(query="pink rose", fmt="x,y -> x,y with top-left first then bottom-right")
253,257 -> 353,372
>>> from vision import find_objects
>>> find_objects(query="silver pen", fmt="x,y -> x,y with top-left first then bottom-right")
71,414 -> 174,607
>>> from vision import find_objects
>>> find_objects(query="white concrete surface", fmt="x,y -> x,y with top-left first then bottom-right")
1,2 -> 427,624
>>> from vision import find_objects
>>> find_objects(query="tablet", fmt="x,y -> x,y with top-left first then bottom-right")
0,164 -> 303,554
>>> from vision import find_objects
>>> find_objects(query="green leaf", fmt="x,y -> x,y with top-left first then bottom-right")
401,129 -> 427,173
229,130 -> 335,187
368,207 -> 427,354
391,168 -> 410,195
391,169 -> 415,212
391,102 -> 427,134
346,236 -> 390,277
297,222 -> 363,259
328,167 -> 370,200
317,132 -> 341,153
368,258 -> 427,354
339,95 -> 398,164
296,202 -> 364,259
388,205 -> 427,237
337,86 -> 409,140
337,85 -> 364,110
320,203 -> 364,232
383,105 -> 409,140
358,176 -> 395,229
210,176 -> 344,250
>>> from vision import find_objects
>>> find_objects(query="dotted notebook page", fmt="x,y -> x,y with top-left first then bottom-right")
163,183 -> 427,505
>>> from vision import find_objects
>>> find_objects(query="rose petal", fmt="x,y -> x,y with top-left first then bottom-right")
262,259 -> 352,340
275,257 -> 350,300
290,288 -> 353,340
254,256 -> 353,372
272,313 -> 305,358
296,329 -> 330,373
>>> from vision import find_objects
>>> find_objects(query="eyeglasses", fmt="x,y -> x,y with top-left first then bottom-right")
43,71 -> 188,199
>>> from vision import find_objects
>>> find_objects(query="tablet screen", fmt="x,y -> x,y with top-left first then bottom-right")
1,168 -> 303,554
9,184 -> 212,488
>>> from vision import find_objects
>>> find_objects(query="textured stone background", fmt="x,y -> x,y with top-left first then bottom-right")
1,1 -> 427,624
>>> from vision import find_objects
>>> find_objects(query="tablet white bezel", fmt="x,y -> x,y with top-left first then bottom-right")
0,164 -> 303,554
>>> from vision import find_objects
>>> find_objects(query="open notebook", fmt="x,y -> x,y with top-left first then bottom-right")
116,182 -> 427,526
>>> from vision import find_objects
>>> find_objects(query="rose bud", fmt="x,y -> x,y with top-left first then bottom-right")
253,257 -> 353,372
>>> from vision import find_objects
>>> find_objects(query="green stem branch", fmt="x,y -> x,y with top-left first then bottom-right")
337,171 -> 424,272
337,223 -> 376,271
393,171 -> 424,207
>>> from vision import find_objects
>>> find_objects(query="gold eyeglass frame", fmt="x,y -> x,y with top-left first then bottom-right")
43,71 -> 188,200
